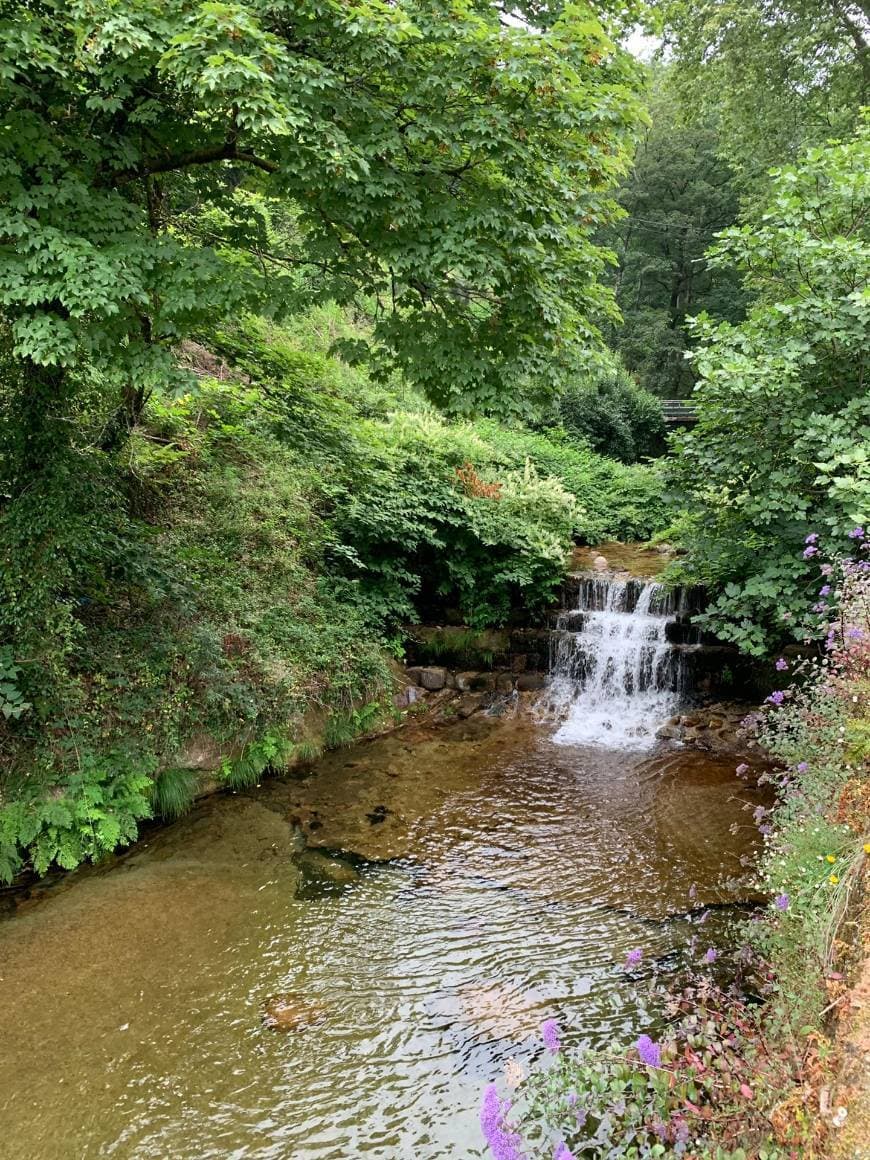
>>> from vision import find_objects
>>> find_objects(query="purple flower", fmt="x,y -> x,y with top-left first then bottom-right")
848,527 -> 865,539
624,947 -> 643,968
775,657 -> 788,671
636,1034 -> 661,1068
803,545 -> 818,559
847,627 -> 865,640
821,563 -> 834,576
797,762 -> 808,773
812,601 -> 828,613
704,947 -> 718,964
735,763 -> 749,777
805,533 -> 819,545
766,690 -> 785,706
553,1145 -> 574,1160
819,585 -> 831,597
759,823 -> 773,835
480,1084 -> 524,1160
753,805 -> 768,824
775,893 -> 789,911
541,1019 -> 561,1053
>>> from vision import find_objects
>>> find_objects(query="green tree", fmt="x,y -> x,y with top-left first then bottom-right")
670,120 -> 870,654
0,0 -> 646,474
653,0 -> 869,179
606,74 -> 747,397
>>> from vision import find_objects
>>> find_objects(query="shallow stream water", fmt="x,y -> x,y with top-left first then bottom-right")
0,715 -> 766,1159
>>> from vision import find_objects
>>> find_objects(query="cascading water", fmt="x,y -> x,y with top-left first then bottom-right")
548,576 -> 690,751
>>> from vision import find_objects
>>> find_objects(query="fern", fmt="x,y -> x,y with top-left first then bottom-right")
220,730 -> 296,789
0,758 -> 154,882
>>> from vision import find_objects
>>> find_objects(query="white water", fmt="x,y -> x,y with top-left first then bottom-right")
549,577 -> 688,751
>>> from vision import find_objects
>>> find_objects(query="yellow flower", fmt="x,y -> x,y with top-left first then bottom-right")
829,874 -> 840,885
826,854 -> 836,863
864,843 -> 870,855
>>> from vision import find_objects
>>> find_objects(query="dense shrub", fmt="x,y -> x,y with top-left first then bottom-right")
556,366 -> 666,463
334,413 -> 579,628
472,421 -> 671,544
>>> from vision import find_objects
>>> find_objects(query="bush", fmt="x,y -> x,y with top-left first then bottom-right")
334,412 -> 579,628
471,420 -> 672,543
557,365 -> 666,463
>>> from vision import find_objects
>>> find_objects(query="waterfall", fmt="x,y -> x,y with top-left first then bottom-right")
547,577 -> 689,751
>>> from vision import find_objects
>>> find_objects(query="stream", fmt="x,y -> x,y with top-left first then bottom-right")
0,571 -> 766,1159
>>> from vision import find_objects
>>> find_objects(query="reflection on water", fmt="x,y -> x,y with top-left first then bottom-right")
0,718 -> 766,1159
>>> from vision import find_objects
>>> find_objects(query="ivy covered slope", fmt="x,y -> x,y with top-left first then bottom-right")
0,313 -> 668,882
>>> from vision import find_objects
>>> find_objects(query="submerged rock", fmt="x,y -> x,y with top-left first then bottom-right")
261,993 -> 326,1033
450,980 -> 549,1044
295,849 -> 360,892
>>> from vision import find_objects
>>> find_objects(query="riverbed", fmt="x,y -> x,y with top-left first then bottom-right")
0,714 -> 766,1159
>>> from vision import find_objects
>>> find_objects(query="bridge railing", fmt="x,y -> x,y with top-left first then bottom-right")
661,399 -> 698,425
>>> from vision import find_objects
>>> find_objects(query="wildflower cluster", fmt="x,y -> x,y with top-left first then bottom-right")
484,1003 -> 812,1159
745,535 -> 869,1042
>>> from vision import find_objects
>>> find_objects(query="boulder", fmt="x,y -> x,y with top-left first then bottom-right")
261,993 -> 327,1033
516,673 -> 547,692
454,671 -> 480,692
592,555 -> 609,571
395,685 -> 426,709
418,666 -> 448,691
495,672 -> 515,693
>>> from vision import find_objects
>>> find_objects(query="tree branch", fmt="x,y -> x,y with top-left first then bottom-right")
113,141 -> 279,185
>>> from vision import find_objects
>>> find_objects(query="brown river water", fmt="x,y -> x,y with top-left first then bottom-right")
0,714 -> 766,1160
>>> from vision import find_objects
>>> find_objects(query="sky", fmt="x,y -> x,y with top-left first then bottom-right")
623,26 -> 661,61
